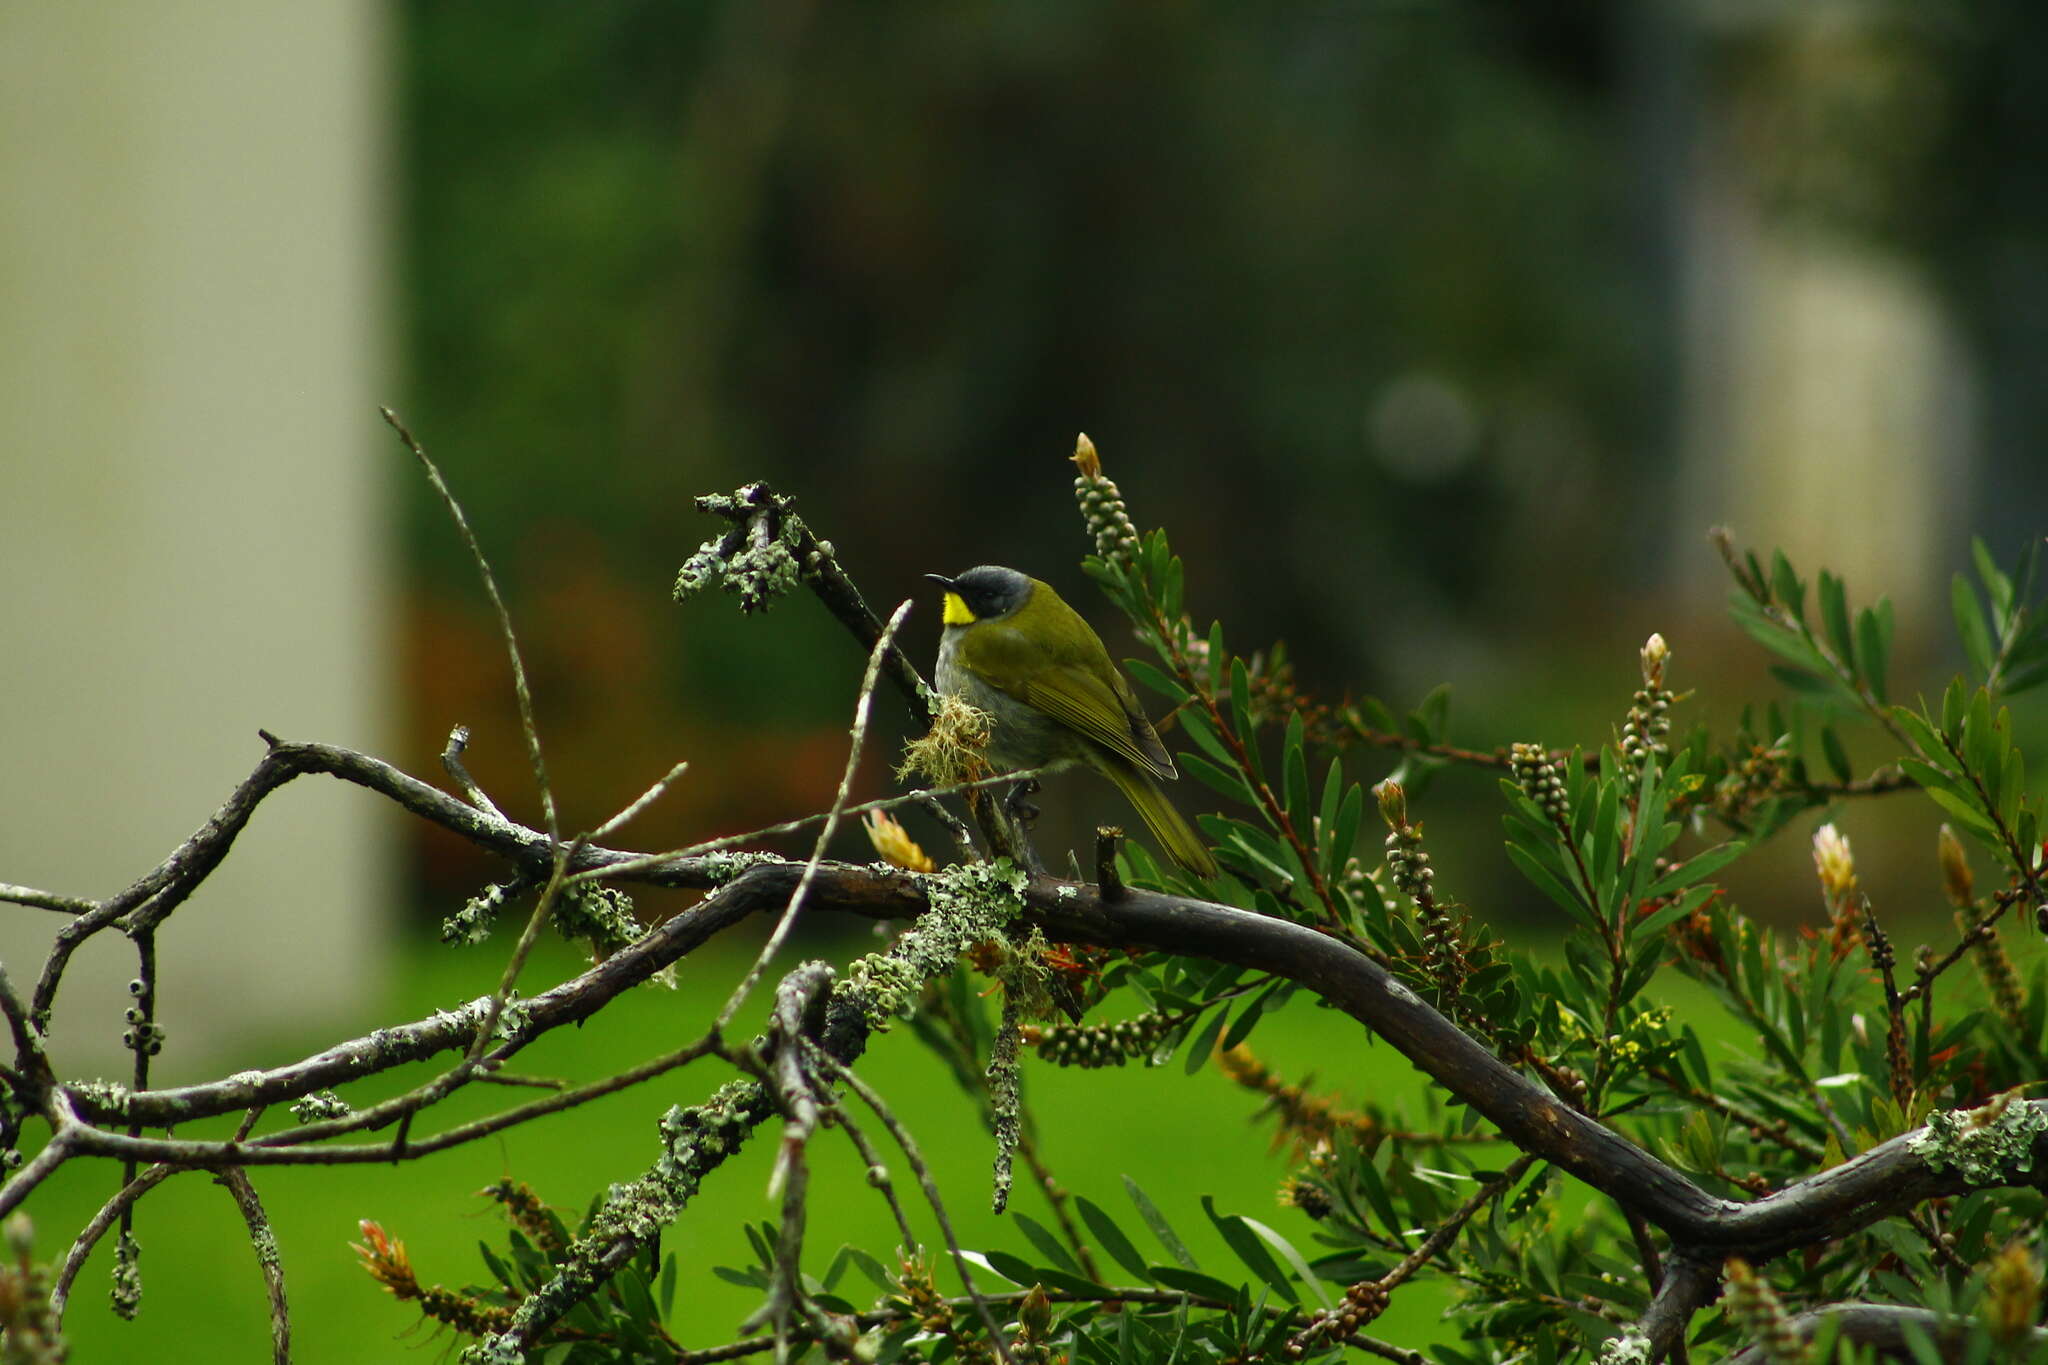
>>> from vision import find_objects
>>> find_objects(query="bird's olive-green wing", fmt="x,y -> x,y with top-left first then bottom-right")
961,592 -> 1178,781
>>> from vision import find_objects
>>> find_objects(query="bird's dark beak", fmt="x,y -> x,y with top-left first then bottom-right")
924,573 -> 954,590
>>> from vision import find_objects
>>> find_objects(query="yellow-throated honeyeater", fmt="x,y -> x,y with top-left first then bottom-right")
928,565 -> 1216,878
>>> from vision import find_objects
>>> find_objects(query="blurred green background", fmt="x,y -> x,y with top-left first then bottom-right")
11,0 -> 2048,1359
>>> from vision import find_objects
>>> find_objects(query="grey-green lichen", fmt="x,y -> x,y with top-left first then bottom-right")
671,487 -> 806,614
468,1078 -> 762,1364
988,995 -> 1023,1215
290,1091 -> 351,1124
67,1080 -> 130,1120
1598,1328 -> 1651,1365
109,1229 -> 141,1320
491,997 -> 533,1043
1908,1090 -> 2048,1184
550,883 -> 645,968
838,859 -> 1027,1027
695,850 -> 782,884
444,880 -> 516,947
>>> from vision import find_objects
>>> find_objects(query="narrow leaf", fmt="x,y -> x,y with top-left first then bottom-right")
1952,574 -> 1994,681
1123,1175 -> 1200,1269
1076,1197 -> 1152,1281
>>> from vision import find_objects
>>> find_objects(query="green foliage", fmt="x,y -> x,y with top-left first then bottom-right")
387,484 -> 2048,1362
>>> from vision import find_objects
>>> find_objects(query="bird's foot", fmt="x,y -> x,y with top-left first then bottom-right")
1004,777 -> 1042,826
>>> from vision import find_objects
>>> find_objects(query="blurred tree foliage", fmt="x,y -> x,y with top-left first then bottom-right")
391,0 -> 2046,912
399,1 -> 1649,679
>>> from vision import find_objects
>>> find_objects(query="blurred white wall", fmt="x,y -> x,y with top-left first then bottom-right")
0,3 -> 393,1065
1675,8 -> 1976,623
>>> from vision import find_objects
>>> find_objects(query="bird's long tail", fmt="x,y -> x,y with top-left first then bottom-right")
1101,755 -> 1219,879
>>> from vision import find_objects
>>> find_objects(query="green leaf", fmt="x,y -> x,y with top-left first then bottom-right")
1891,705 -> 1946,761
1999,743 -> 2026,828
1123,1175 -> 1199,1269
1820,726 -> 1852,784
981,1249 -> 1103,1297
1203,1196 -> 1297,1305
1819,570 -> 1855,666
1953,573 -> 1995,681
1182,751 -> 1256,805
1220,979 -> 1289,1052
1770,550 -> 1806,622
1350,1152 -> 1404,1242
1769,664 -> 1835,695
1318,758 -> 1344,850
1973,536 -> 2013,620
1918,785 -> 1999,844
1208,620 -> 1227,695
1237,1215 -> 1334,1310
1162,554 -> 1185,619
1076,1197 -> 1151,1281
1505,841 -> 1596,928
1013,1213 -> 1087,1279
1591,778 -> 1622,905
1148,1266 -> 1244,1302
1632,884 -> 1718,942
1229,658 -> 1260,781
1183,1005 -> 1230,1075
1640,841 -> 1747,901
1964,687 -> 1999,792
1943,676 -> 1968,739
1728,594 -> 1833,675
1178,706 -> 1235,768
1414,683 -> 1453,743
1283,712 -> 1310,829
1856,605 -> 1889,703
1124,657 -> 1191,704
1327,783 -> 1364,880
658,1253 -> 678,1314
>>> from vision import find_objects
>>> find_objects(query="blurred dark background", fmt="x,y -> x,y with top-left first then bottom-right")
387,0 -> 2048,922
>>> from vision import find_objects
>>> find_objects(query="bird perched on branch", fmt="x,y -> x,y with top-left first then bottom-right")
927,565 -> 1217,878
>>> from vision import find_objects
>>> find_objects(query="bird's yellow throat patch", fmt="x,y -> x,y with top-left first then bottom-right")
941,591 -> 976,626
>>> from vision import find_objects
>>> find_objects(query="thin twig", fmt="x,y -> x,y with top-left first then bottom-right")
713,600 -> 911,1032
216,1167 -> 290,1365
563,768 -> 1037,888
50,1163 -> 181,1322
827,1094 -> 923,1256
382,407 -> 558,844
439,725 -> 506,821
809,1048 -> 1015,1365
915,792 -> 980,863
0,884 -> 94,915
0,1130 -> 73,1220
591,760 -> 692,841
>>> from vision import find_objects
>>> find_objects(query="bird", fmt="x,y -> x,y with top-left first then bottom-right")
926,565 -> 1217,878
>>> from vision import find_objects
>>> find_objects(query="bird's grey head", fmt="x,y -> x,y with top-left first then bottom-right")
926,565 -> 1033,625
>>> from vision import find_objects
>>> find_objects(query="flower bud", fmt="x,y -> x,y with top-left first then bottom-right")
1640,633 -> 1669,688
1070,433 -> 1102,480
1938,824 -> 1974,907
1374,779 -> 1407,829
1811,823 -> 1856,902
